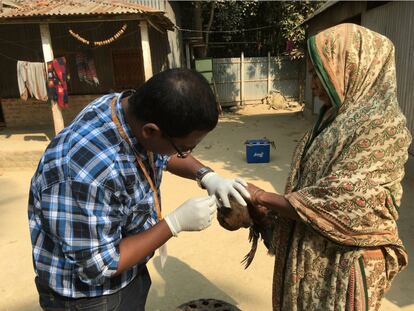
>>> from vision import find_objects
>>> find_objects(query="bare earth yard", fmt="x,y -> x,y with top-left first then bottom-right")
0,104 -> 412,310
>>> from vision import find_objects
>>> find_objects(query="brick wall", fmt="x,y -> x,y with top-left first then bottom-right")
1,95 -> 100,128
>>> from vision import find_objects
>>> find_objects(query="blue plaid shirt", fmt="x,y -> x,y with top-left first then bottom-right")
28,92 -> 169,298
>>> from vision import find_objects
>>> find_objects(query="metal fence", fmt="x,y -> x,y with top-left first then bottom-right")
199,53 -> 302,107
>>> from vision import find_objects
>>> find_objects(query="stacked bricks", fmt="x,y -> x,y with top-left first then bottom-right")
1,95 -> 99,128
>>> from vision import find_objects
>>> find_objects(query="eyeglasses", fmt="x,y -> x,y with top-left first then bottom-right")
165,135 -> 193,158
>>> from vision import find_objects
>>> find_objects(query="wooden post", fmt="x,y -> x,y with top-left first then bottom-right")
267,51 -> 271,94
185,42 -> 191,69
240,51 -> 244,106
139,20 -> 153,81
40,23 -> 64,136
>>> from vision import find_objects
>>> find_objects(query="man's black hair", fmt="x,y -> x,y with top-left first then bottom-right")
128,68 -> 219,138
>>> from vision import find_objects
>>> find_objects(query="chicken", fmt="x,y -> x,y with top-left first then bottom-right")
217,197 -> 275,268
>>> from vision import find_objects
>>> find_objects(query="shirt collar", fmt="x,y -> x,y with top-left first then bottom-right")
114,91 -> 148,161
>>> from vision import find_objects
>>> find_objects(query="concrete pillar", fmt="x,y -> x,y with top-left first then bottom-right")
40,23 -> 64,135
139,20 -> 153,80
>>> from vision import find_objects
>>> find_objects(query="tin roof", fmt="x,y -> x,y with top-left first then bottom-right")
0,0 -> 174,30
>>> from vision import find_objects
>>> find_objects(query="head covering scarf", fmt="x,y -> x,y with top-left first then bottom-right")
272,24 -> 412,311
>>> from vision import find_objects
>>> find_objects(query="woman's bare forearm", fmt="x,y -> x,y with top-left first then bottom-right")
254,190 -> 300,221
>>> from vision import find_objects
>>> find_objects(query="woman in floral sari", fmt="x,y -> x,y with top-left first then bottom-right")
246,23 -> 412,310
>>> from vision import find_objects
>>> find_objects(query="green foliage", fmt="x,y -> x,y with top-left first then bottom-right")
200,0 -> 324,58
278,1 -> 323,59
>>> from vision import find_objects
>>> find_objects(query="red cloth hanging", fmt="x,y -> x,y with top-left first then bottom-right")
47,57 -> 69,109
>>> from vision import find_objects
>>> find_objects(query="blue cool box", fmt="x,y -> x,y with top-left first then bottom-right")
245,139 -> 270,163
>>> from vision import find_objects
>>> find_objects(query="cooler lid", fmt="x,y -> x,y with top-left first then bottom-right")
245,139 -> 270,146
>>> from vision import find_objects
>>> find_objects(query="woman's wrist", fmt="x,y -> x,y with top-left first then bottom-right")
251,188 -> 265,205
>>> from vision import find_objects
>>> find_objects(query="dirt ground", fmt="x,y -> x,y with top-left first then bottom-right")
0,103 -> 413,311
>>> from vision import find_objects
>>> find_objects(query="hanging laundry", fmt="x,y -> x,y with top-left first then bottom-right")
47,57 -> 69,109
17,61 -> 48,101
75,52 -> 99,86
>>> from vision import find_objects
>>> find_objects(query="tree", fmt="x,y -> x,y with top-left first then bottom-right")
200,1 -> 260,57
199,1 -> 324,58
278,1 -> 323,59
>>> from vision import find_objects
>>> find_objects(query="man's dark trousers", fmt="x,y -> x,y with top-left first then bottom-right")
35,267 -> 151,311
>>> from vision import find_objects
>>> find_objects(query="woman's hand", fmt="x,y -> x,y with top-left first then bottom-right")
246,183 -> 271,226
246,183 -> 300,221
246,183 -> 265,205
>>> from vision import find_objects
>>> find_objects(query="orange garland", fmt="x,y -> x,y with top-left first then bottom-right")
69,24 -> 127,46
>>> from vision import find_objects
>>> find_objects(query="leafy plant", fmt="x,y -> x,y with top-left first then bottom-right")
198,0 -> 324,58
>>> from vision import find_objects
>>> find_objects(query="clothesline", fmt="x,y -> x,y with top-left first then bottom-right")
0,22 -> 128,48
14,58 -> 70,108
0,23 -> 106,45
0,37 -> 40,53
12,54 -> 98,106
1,25 -> 131,101
0,28 -> 140,60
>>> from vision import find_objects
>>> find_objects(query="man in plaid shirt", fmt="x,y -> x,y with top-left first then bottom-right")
29,69 -> 249,310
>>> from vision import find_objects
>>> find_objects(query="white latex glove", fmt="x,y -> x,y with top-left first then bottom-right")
201,172 -> 250,208
164,196 -> 217,237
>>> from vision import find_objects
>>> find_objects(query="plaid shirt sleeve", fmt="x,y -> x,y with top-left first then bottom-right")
40,180 -> 122,286
159,154 -> 171,171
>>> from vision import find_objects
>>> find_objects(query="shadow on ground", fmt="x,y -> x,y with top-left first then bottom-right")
194,112 -> 311,192
1,110 -> 413,310
193,111 -> 414,309
147,256 -> 239,310
0,127 -> 54,141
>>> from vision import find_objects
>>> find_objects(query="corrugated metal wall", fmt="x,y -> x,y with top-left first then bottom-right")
362,1 -> 414,155
212,56 -> 301,106
149,26 -> 169,74
51,21 -> 144,95
0,21 -> 144,97
212,57 -> 241,104
125,0 -> 185,69
0,20 -> 172,99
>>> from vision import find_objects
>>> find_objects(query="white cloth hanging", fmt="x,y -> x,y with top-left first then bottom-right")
17,61 -> 48,101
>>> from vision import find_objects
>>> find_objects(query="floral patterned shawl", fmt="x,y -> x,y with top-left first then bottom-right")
272,24 -> 412,310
